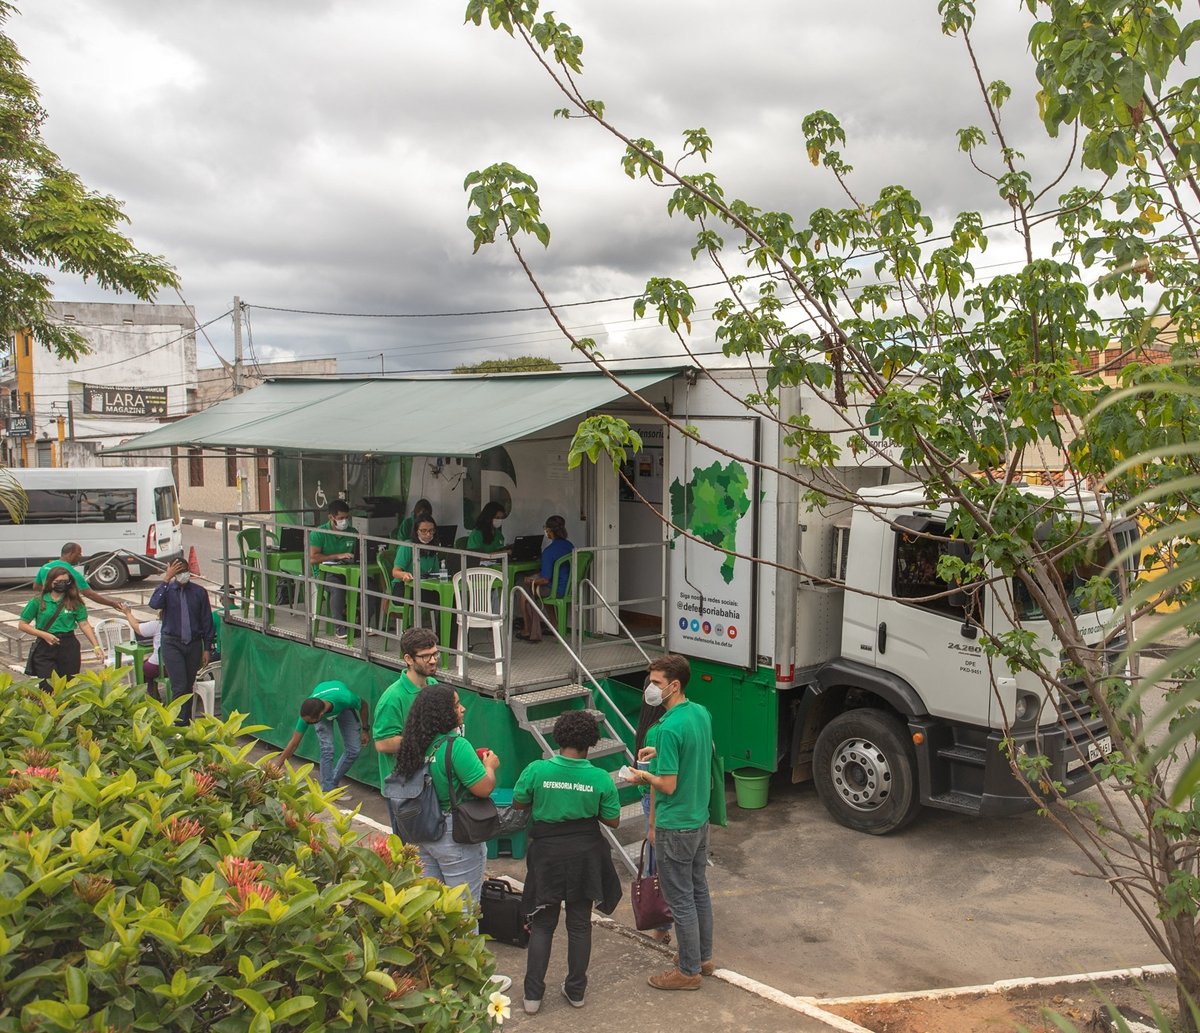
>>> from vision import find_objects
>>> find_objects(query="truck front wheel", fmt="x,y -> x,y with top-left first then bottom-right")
814,708 -> 920,835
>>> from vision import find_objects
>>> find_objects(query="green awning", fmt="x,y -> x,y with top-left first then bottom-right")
106,370 -> 679,457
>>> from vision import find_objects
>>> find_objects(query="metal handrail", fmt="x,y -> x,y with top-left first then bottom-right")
578,577 -> 653,667
509,584 -> 638,743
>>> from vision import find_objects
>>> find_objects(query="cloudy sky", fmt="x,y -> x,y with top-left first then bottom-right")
11,1 -> 1061,375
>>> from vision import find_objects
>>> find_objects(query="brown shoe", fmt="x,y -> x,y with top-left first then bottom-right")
674,954 -> 716,976
648,968 -> 702,991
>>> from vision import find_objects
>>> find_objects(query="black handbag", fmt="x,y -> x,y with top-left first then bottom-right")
479,877 -> 529,948
24,594 -> 70,676
382,759 -> 445,844
630,840 -> 673,931
445,736 -> 500,845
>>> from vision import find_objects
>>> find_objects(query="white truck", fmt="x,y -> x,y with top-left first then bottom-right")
656,372 -> 1119,834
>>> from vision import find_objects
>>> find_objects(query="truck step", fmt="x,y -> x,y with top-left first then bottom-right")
927,790 -> 982,814
936,744 -> 988,767
528,710 -> 606,737
507,683 -> 591,709
591,737 -> 627,760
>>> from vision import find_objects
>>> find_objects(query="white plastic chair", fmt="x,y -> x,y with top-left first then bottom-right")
452,567 -> 504,677
94,618 -> 135,666
192,661 -> 222,718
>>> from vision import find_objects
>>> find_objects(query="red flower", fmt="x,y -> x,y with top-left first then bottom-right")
190,772 -> 217,798
161,816 -> 205,844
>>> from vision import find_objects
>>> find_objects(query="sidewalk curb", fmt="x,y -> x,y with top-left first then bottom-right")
182,515 -> 238,531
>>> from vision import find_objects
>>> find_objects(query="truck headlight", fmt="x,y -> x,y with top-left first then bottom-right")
1015,693 -> 1039,723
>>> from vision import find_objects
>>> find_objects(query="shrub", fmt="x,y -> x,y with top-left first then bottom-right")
0,669 -> 504,1031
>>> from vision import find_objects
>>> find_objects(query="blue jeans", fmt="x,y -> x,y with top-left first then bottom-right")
656,824 -> 713,976
417,812 -> 487,911
314,709 -> 361,792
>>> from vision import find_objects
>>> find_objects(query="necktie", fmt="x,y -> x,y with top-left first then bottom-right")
179,585 -> 193,643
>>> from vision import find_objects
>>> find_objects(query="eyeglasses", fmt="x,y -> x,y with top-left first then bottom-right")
412,650 -> 439,661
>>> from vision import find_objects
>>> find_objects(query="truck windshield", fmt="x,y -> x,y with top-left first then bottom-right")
1013,524 -> 1138,620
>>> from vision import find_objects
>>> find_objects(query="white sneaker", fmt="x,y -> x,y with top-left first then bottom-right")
523,998 -> 542,1015
488,974 -> 512,995
561,982 -> 585,1008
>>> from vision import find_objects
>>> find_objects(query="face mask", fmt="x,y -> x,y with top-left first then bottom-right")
175,572 -> 192,585
492,518 -> 503,529
333,518 -> 349,531
455,723 -> 466,737
51,579 -> 71,593
644,682 -> 674,707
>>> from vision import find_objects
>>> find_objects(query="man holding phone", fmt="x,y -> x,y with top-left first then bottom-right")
148,557 -> 215,723
627,654 -> 715,990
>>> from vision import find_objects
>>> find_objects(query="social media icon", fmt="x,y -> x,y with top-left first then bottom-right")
727,625 -> 738,639
702,621 -> 712,635
690,619 -> 700,632
678,617 -> 688,630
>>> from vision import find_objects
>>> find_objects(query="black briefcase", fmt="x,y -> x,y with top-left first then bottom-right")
479,878 -> 529,948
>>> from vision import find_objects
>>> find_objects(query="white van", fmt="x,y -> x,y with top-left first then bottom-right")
0,466 -> 183,588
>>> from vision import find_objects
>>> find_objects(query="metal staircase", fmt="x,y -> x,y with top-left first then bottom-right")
506,586 -> 649,875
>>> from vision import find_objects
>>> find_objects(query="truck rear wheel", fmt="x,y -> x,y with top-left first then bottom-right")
814,708 -> 920,835
88,557 -> 129,590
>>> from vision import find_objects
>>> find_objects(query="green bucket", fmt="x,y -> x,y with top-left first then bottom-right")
731,768 -> 770,810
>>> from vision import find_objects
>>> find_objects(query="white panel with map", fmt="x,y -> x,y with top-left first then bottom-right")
666,416 -> 758,667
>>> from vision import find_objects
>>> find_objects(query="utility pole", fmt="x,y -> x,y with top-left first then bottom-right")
232,297 -> 251,514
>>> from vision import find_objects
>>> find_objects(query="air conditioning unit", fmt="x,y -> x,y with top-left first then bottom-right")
832,524 -> 851,582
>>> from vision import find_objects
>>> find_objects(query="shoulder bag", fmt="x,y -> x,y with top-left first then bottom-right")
445,735 -> 500,845
23,594 -> 71,676
382,757 -> 445,844
630,839 -> 673,931
709,743 -> 728,828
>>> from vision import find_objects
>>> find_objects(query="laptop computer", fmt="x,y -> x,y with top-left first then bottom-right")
277,526 -> 307,552
509,534 -> 544,563
434,525 -> 458,549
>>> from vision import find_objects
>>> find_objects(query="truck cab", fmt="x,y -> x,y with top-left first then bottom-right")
808,484 -> 1122,833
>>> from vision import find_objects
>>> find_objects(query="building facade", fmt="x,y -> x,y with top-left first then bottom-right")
1,301 -> 198,468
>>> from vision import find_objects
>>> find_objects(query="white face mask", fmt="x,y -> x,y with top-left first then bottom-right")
333,518 -> 349,531
492,518 -> 503,529
643,681 -> 675,707
175,572 -> 192,585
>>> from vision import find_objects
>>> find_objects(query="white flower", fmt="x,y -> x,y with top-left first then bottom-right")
487,990 -> 511,1025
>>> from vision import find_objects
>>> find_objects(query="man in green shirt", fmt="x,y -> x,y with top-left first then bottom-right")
274,680 -> 370,792
373,626 -> 440,829
628,654 -> 715,991
36,542 -> 126,611
309,500 -> 358,639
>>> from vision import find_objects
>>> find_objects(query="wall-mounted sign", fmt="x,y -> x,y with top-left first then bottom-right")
5,413 -> 32,437
82,384 -> 168,417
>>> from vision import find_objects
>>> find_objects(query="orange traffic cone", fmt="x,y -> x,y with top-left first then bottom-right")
187,546 -> 201,575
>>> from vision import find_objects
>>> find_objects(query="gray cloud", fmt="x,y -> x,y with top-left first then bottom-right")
12,0 -> 1072,374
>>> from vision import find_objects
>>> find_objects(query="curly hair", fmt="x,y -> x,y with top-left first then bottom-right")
553,709 -> 600,752
299,697 -> 326,722
395,685 -> 459,777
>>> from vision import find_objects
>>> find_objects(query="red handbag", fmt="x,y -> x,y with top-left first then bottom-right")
630,839 -> 673,931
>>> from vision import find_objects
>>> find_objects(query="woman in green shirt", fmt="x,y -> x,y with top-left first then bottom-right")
466,501 -> 507,554
396,498 -> 434,541
18,574 -> 105,690
512,710 -> 622,1013
392,516 -> 441,629
392,685 -> 500,907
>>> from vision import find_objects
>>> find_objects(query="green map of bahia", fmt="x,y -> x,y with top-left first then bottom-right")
669,460 -> 751,584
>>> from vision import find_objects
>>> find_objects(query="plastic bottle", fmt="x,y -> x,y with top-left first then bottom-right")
439,559 -> 448,581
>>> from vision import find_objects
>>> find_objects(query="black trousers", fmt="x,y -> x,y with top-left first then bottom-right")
523,898 -> 593,1003
160,635 -> 203,723
27,632 -> 81,690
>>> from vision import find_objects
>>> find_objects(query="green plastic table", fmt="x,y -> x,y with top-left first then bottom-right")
417,576 -> 457,667
313,562 -> 363,644
113,641 -> 152,687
